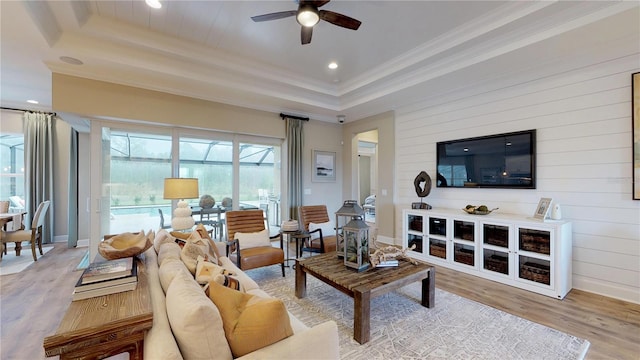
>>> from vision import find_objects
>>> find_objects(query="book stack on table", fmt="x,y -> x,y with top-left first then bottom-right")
377,259 -> 399,267
73,257 -> 137,301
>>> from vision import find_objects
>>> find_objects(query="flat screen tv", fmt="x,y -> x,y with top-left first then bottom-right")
436,130 -> 536,189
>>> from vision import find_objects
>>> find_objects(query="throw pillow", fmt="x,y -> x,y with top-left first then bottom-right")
234,228 -> 271,249
195,255 -> 234,283
166,270 -> 233,360
308,221 -> 335,240
194,223 -> 221,262
180,241 -> 207,274
207,281 -> 293,358
217,257 -> 260,292
196,256 -> 246,292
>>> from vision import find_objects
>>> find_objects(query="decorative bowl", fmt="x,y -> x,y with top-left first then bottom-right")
462,207 -> 498,215
98,230 -> 153,260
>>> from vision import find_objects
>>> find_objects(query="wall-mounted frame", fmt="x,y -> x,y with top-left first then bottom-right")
312,150 -> 336,182
534,197 -> 553,219
633,72 -> 640,200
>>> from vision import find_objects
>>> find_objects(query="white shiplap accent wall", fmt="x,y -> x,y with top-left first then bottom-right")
395,53 -> 640,303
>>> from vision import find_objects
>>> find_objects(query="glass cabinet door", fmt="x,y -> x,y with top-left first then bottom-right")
517,227 -> 552,286
406,214 -> 425,253
428,217 -> 447,259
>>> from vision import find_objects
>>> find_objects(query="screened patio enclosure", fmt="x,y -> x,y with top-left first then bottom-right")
0,134 -> 25,208
106,130 -> 281,235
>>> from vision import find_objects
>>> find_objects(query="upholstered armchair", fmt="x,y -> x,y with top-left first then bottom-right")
225,210 -> 285,276
298,205 -> 337,254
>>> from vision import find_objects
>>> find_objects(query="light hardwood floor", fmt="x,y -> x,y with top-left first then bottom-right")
1,242 -> 638,359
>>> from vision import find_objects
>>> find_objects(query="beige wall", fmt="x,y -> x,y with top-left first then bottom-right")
0,110 -> 23,132
300,120 -> 344,214
52,73 -> 285,139
342,111 -> 395,243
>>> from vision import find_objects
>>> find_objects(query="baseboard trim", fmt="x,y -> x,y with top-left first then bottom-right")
374,235 -> 396,246
573,276 -> 640,304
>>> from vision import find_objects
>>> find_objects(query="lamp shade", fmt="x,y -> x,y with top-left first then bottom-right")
163,178 -> 199,200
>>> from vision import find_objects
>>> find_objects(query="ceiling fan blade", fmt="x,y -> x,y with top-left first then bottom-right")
299,0 -> 331,8
301,26 -> 313,45
251,10 -> 297,22
319,10 -> 361,30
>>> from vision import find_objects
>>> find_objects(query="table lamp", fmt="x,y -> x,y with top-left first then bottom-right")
164,178 -> 199,231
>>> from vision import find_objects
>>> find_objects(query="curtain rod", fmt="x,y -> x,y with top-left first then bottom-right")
1,106 -> 56,116
280,113 -> 309,121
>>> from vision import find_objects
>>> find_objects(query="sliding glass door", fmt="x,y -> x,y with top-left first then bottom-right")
179,136 -> 233,208
89,121 -> 283,260
238,139 -> 281,226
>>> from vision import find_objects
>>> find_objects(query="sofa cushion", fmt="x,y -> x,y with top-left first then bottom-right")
234,228 -> 271,249
143,247 -> 183,360
208,281 -> 293,358
159,258 -> 190,294
166,270 -> 233,360
154,229 -> 176,253
309,221 -> 335,240
157,242 -> 182,266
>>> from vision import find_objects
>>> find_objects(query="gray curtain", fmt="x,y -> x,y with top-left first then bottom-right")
67,129 -> 79,248
286,118 -> 304,220
24,112 -> 54,243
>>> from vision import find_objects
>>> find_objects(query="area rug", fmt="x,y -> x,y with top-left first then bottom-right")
0,246 -> 53,276
248,267 -> 590,360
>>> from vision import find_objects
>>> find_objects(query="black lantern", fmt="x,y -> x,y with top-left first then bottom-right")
344,215 -> 370,272
335,200 -> 365,259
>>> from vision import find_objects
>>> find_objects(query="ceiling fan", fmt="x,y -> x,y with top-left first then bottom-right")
251,0 -> 361,45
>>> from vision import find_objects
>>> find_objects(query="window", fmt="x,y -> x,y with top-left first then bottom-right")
0,134 -> 25,210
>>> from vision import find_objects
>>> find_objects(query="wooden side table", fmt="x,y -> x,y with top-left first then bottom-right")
43,257 -> 153,360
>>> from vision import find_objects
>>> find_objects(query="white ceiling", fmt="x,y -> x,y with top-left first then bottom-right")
1,1 -> 638,123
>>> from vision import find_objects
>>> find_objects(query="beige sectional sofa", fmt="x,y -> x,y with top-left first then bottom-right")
142,229 -> 340,360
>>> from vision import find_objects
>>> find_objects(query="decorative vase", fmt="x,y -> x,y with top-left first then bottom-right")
551,203 -> 562,220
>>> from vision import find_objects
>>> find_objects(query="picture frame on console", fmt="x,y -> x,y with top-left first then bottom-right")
312,150 -> 336,182
534,197 -> 553,219
632,72 -> 640,200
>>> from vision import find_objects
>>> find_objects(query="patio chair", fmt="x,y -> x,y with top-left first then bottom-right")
158,209 -> 172,229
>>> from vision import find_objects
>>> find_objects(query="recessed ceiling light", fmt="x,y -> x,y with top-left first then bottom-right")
328,62 -> 338,69
27,100 -> 39,104
60,56 -> 83,65
146,0 -> 162,9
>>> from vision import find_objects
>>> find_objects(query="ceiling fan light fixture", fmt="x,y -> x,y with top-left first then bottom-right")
145,0 -> 162,9
297,5 -> 320,27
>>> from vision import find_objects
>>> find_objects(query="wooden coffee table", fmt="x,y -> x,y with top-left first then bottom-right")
295,252 -> 435,344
